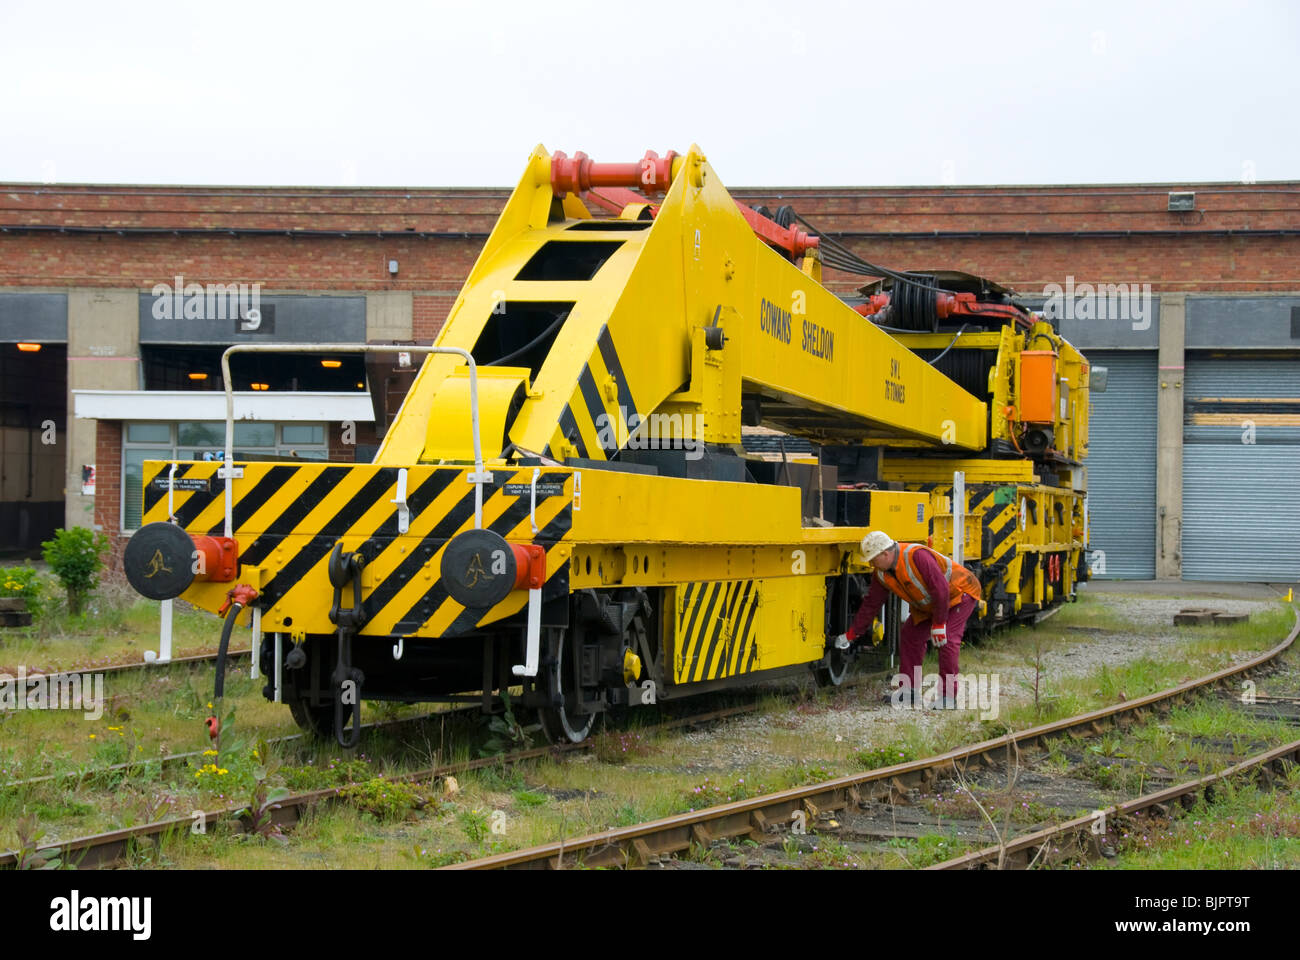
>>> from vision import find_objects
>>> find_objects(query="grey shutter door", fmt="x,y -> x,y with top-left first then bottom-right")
1085,351 -> 1158,578
1182,357 -> 1300,581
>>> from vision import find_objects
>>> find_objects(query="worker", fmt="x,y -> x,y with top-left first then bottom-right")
834,531 -> 982,708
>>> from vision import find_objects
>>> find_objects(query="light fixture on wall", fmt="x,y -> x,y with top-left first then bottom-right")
356,381 -> 365,389
387,259 -> 399,276
188,372 -> 209,381
16,342 -> 41,352
320,359 -> 342,368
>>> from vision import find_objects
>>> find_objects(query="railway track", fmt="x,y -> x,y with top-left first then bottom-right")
1,647 -> 252,685
442,606 -> 1300,870
928,734 -> 1300,870
0,701 -> 479,791
0,692 -> 792,869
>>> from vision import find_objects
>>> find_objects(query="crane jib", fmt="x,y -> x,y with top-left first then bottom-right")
800,319 -> 834,362
760,297 -> 834,362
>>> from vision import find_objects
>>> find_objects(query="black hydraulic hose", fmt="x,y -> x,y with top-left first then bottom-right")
214,602 -> 244,701
795,210 -> 963,297
928,325 -> 970,365
485,312 -> 569,367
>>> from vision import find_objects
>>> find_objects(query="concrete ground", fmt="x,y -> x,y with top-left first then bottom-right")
1081,580 -> 1294,601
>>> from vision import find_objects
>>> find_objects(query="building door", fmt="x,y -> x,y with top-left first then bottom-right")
1084,351 -> 1158,578
1182,356 -> 1300,582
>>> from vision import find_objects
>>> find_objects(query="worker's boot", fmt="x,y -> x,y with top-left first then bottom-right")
882,687 -> 916,707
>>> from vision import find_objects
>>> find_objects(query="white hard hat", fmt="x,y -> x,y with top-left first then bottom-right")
860,531 -> 894,563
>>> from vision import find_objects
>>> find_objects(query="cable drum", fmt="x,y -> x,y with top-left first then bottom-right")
888,275 -> 941,332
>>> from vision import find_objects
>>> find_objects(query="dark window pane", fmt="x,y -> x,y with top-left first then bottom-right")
281,424 -> 325,444
127,423 -> 171,444
123,448 -> 172,529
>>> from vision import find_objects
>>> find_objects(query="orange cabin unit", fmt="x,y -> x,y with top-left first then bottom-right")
1020,350 -> 1058,423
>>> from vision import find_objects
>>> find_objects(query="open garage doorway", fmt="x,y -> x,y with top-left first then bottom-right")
0,343 -> 67,558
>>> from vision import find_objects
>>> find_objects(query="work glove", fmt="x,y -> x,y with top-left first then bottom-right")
871,620 -> 885,646
930,624 -> 948,648
833,633 -> 852,650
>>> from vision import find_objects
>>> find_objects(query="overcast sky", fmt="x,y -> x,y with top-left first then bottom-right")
2,0 -> 1297,187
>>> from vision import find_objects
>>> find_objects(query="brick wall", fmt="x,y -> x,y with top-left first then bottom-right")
328,420 -> 379,460
93,420 -> 126,577
413,293 -> 457,340
2,180 -> 1297,293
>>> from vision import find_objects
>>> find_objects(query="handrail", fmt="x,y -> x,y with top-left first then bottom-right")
218,343 -> 490,537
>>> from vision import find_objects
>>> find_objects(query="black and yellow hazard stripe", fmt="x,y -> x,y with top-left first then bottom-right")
969,487 -> 996,522
673,579 -> 760,684
141,460 -> 576,639
376,472 -> 573,638
544,323 -> 638,461
985,499 -> 1019,566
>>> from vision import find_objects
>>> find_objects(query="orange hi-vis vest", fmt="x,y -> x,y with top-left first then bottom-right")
877,543 -> 983,624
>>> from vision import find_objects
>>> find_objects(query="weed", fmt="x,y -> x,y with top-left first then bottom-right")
13,812 -> 61,870
804,837 -> 862,869
682,775 -> 766,809
592,729 -> 655,764
338,777 -> 424,822
478,691 -> 541,757
612,802 -> 642,827
457,808 -> 490,843
884,831 -> 961,868
852,744 -> 917,770
233,736 -> 291,844
283,757 -> 372,791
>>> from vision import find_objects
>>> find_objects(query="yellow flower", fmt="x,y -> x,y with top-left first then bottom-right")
88,734 -> 96,740
202,749 -> 218,756
217,768 -> 228,775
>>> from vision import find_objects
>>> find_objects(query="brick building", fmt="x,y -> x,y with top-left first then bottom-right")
1,177 -> 1297,579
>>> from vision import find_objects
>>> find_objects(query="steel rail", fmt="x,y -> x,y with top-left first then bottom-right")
1,647 -> 251,685
444,607 -> 1300,870
0,701 -> 483,791
0,701 -> 765,869
929,736 -> 1300,870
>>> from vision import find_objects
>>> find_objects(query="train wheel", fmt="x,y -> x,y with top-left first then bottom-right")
537,628 -> 595,744
288,698 -> 334,738
814,644 -> 850,687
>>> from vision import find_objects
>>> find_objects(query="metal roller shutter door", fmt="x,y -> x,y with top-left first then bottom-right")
1085,351 -> 1158,578
1182,358 -> 1300,581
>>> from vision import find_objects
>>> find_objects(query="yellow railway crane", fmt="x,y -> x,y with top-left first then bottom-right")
123,145 -> 1099,745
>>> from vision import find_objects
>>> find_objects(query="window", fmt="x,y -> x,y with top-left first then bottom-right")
121,422 -> 329,530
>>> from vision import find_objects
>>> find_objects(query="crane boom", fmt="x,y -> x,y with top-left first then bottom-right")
376,145 -> 987,467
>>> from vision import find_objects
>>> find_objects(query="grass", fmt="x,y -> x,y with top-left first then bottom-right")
0,578 -> 231,675
877,831 -> 968,868
1101,765 -> 1300,869
4,584 -> 1293,870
